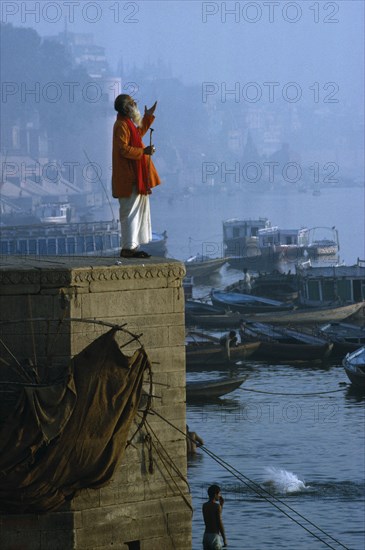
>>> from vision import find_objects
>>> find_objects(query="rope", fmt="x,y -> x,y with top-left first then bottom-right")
142,421 -> 193,513
150,409 -> 350,550
0,338 -> 33,382
143,416 -> 190,489
127,355 -> 153,448
27,295 -> 38,376
237,387 -> 347,396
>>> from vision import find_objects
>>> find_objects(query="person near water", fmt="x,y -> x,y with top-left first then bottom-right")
186,425 -> 204,455
219,330 -> 238,360
112,94 -> 161,258
241,267 -> 252,293
202,484 -> 227,549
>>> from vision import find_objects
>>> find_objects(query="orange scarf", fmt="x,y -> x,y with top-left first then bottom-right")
124,117 -> 150,195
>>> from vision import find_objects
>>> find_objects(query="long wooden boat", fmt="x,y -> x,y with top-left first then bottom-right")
241,323 -> 333,361
240,301 -> 365,325
253,341 -> 333,361
184,257 -> 227,278
343,347 -> 365,389
185,300 -> 225,316
0,219 -> 168,257
186,375 -> 248,400
185,301 -> 365,328
186,341 -> 260,369
226,272 -> 299,302
317,322 -> 365,356
211,290 -> 295,314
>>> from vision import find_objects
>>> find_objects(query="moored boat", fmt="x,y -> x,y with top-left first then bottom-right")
226,271 -> 299,302
186,341 -> 260,369
185,301 -> 365,328
0,221 -> 168,257
223,218 -> 282,271
306,227 -> 339,256
343,347 -> 365,389
211,289 -> 295,314
296,260 -> 365,308
184,256 -> 227,278
241,322 -> 333,361
186,310 -> 243,329
238,301 -> 365,325
186,375 -> 248,400
317,322 -> 365,356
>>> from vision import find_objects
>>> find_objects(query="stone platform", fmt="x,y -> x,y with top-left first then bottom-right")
0,256 -> 191,550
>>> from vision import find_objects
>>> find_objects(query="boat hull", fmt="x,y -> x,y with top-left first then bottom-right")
343,347 -> 365,389
253,341 -> 333,361
186,375 -> 248,399
211,290 -> 294,314
185,258 -> 227,278
185,302 -> 365,328
186,342 -> 260,369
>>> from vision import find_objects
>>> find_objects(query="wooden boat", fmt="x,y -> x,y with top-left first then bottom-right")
185,300 -> 225,315
225,273 -> 298,302
211,290 -> 295,314
185,301 -> 365,328
0,219 -> 168,257
305,227 -> 339,256
186,375 -> 248,400
241,323 -> 333,361
343,347 -> 365,388
240,301 -> 365,325
317,322 -> 365,356
226,253 -> 282,272
184,256 -> 227,278
185,301 -> 226,325
186,310 -> 243,329
144,231 -> 168,257
296,261 -> 365,308
186,341 -> 260,369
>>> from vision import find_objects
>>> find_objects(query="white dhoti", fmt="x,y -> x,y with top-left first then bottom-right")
118,190 -> 152,249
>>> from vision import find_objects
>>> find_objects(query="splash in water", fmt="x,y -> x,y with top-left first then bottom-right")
263,467 -> 309,494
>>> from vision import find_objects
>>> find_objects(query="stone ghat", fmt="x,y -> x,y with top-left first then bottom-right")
0,256 -> 191,550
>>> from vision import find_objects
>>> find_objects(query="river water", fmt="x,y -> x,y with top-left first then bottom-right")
151,185 -> 365,549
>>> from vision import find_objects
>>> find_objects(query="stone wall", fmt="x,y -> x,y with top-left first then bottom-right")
0,256 -> 191,550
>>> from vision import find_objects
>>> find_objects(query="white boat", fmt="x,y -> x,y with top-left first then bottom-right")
296,261 -> 365,307
0,221 -> 167,257
184,255 -> 227,278
306,226 -> 339,256
39,203 -> 72,224
343,347 -> 365,389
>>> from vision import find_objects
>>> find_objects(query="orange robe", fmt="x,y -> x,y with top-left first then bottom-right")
112,114 -> 161,198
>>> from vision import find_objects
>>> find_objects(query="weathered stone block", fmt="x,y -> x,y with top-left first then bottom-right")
0,256 -> 190,549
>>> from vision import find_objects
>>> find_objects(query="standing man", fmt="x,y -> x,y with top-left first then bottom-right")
241,267 -> 252,293
112,94 -> 161,258
202,484 -> 227,549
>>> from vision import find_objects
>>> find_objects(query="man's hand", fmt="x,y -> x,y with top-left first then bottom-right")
143,146 -> 156,156
144,101 -> 157,117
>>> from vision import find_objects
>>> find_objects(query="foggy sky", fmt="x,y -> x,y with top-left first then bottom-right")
4,0 -> 364,107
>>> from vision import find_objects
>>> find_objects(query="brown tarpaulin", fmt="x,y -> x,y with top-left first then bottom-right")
0,329 -> 150,513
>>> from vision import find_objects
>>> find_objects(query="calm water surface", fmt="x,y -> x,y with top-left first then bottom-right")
186,365 -> 364,550
150,186 -> 365,549
150,185 -> 365,264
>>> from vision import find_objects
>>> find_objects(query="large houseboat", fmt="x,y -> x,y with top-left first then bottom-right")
223,218 -> 282,271
0,219 -> 167,257
296,260 -> 365,307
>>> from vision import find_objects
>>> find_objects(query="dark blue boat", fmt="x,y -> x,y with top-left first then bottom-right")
211,289 -> 295,314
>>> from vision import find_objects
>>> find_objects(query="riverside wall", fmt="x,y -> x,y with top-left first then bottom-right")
0,256 -> 191,550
